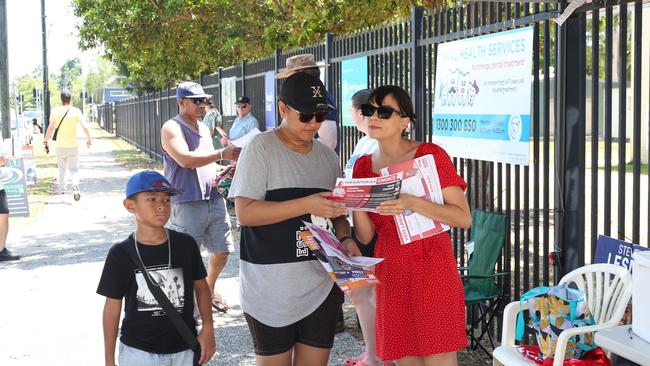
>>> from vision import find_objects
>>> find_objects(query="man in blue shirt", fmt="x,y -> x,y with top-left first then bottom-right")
229,96 -> 259,141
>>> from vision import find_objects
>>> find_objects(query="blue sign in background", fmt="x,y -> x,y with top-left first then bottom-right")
341,57 -> 368,127
264,71 -> 276,130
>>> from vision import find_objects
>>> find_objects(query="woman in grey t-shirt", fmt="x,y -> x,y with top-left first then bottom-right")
229,72 -> 360,365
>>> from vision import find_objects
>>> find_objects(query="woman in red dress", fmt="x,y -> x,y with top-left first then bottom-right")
352,85 -> 471,366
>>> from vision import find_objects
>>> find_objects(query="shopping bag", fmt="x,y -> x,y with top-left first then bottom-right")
516,284 -> 596,360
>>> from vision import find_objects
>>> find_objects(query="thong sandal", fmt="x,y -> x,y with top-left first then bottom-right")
211,296 -> 229,313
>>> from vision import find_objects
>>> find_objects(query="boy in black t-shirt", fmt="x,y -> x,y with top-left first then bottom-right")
97,171 -> 216,366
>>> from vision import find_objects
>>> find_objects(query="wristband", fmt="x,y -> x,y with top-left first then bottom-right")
338,236 -> 354,243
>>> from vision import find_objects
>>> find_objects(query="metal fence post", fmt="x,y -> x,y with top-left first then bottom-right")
274,49 -> 281,127
555,13 -> 586,275
325,32 -> 334,90
217,67 -> 223,114
241,61 -> 246,97
410,6 -> 424,142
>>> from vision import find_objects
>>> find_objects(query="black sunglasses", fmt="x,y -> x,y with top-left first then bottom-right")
360,103 -> 406,119
288,105 -> 328,123
186,97 -> 210,106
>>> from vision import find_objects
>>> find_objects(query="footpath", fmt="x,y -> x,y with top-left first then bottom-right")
0,125 -> 364,365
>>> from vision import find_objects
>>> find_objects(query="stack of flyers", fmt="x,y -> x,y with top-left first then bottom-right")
328,173 -> 402,212
299,221 -> 383,291
380,154 -> 449,245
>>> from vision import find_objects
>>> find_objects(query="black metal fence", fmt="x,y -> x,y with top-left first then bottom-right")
98,1 -> 650,310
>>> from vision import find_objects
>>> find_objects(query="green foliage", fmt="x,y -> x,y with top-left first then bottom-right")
72,0 -> 426,93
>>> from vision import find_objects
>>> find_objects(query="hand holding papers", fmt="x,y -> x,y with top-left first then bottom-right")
328,174 -> 402,212
231,128 -> 261,148
380,155 -> 449,245
300,221 -> 382,291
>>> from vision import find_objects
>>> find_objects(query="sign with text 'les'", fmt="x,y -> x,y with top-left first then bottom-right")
432,26 -> 534,165
0,158 -> 30,217
264,71 -> 277,130
341,57 -> 368,127
594,235 -> 649,272
220,77 -> 237,116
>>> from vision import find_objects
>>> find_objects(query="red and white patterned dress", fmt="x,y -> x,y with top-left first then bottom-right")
353,142 -> 468,360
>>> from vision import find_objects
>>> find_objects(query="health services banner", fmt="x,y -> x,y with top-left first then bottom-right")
432,26 -> 534,166
0,158 -> 30,217
341,57 -> 368,127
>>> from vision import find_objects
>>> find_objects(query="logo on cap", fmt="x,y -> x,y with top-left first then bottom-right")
311,86 -> 323,98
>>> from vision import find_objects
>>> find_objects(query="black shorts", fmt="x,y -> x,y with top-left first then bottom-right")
244,284 -> 344,356
353,231 -> 377,258
0,190 -> 9,214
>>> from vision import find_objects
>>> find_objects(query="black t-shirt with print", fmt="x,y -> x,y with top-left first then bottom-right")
97,230 -> 207,354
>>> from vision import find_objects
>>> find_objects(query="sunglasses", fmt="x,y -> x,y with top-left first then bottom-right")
288,105 -> 328,123
360,103 -> 406,119
186,98 -> 210,106
236,104 -> 249,109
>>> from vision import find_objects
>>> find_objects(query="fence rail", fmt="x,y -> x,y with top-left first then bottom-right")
98,0 -> 650,330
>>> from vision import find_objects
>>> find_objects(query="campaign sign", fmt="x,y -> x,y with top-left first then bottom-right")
593,235 -> 649,271
433,26 -> 534,165
341,57 -> 368,127
0,158 -> 30,217
264,71 -> 277,130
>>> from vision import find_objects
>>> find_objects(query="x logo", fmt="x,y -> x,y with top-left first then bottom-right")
311,86 -> 323,98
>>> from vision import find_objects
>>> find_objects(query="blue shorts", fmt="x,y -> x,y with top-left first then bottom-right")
118,342 -> 194,366
168,197 -> 235,254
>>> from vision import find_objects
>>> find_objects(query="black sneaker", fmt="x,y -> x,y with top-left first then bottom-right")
0,248 -> 20,261
72,185 -> 81,201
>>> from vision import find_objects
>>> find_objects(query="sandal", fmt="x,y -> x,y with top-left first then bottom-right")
344,353 -> 365,366
211,295 -> 229,313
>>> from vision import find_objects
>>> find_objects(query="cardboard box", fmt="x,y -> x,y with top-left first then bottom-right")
632,251 -> 650,343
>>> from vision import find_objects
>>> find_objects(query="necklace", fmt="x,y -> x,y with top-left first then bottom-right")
133,229 -> 171,287
177,115 -> 201,135
276,127 -> 311,150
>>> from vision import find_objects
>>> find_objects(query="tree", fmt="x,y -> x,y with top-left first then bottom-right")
72,0 -> 423,93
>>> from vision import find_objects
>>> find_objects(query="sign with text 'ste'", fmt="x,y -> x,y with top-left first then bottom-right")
341,57 -> 368,127
593,235 -> 649,272
0,157 -> 30,217
433,26 -> 534,166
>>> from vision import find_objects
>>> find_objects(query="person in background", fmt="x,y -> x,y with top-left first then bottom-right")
161,81 -> 240,314
229,96 -> 258,142
275,54 -> 339,154
352,85 -> 471,366
43,90 -> 93,201
202,99 -> 227,149
0,134 -> 19,262
343,89 -> 390,366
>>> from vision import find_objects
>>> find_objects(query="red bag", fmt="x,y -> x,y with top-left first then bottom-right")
515,345 -> 611,366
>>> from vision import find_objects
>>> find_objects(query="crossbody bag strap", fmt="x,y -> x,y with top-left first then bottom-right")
52,108 -> 71,141
123,243 -> 198,351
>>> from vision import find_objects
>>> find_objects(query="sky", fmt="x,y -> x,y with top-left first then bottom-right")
6,0 -> 88,82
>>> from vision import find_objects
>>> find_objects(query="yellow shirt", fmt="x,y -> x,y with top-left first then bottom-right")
50,105 -> 84,148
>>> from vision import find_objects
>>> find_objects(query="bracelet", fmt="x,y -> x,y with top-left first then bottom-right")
219,149 -> 223,161
338,236 -> 354,243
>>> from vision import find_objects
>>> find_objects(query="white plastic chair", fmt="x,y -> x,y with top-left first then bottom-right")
493,263 -> 633,366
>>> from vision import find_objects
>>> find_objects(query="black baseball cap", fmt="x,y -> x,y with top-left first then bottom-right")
279,72 -> 333,115
235,96 -> 250,104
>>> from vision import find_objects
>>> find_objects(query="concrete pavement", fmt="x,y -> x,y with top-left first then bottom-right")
0,126 -> 364,365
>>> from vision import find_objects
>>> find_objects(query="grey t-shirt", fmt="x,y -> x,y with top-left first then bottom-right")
228,130 -> 341,327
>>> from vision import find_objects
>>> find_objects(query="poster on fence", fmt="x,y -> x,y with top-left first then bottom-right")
432,26 -> 534,166
341,57 -> 368,127
593,235 -> 650,272
220,76 -> 237,116
264,71 -> 277,130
